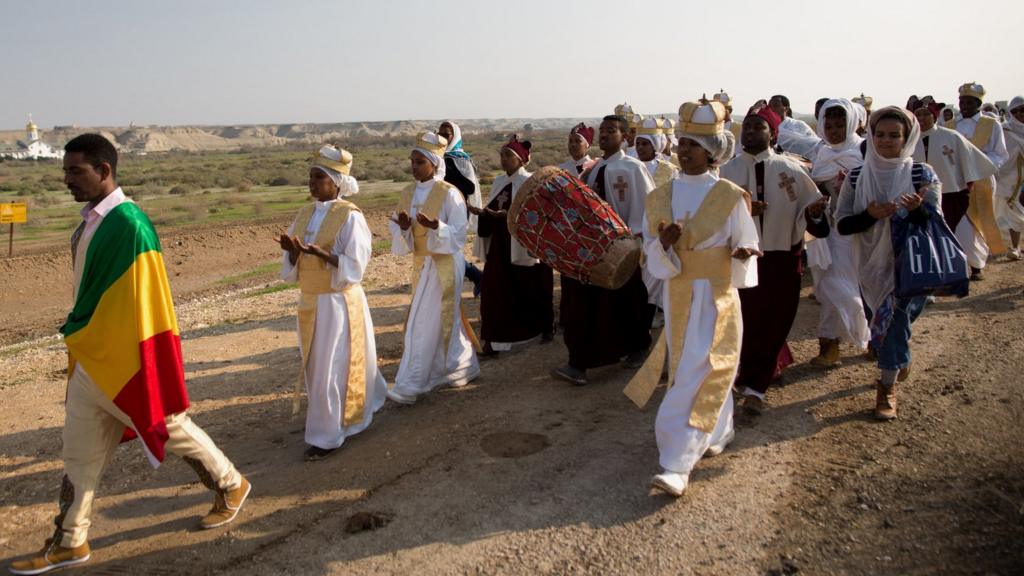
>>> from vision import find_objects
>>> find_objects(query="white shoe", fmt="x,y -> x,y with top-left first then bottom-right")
386,388 -> 417,405
651,471 -> 688,497
1007,248 -> 1021,261
705,428 -> 735,457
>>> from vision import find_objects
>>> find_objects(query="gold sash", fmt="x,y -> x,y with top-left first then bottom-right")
652,160 -> 676,188
963,116 -> 1005,253
291,201 -> 368,426
398,181 -> 458,354
624,179 -> 744,433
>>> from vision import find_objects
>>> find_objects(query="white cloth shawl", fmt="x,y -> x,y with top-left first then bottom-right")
839,107 -> 926,312
811,99 -> 864,182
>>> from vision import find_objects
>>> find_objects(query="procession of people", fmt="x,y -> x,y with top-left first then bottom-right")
9,83 -> 1023,574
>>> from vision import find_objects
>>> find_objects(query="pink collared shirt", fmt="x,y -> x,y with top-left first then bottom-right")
73,187 -> 130,299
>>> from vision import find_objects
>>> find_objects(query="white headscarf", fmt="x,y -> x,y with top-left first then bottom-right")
636,133 -> 667,159
852,102 -> 868,130
441,121 -> 463,154
311,165 -> 359,197
940,106 -> 960,125
811,98 -> 864,181
412,146 -> 446,180
1004,96 -> 1024,139
676,132 -> 732,165
849,106 -> 923,312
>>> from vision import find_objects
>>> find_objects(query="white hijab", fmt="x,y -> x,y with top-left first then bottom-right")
311,165 -> 359,197
1004,96 -> 1024,139
412,148 -> 446,180
850,106 -> 922,312
811,98 -> 864,181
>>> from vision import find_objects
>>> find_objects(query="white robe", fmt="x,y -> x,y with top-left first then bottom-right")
952,113 -> 1010,267
282,203 -> 388,449
559,155 -> 594,176
586,149 -> 655,234
778,117 -> 821,158
995,125 -> 1024,232
641,171 -> 759,475
389,180 -> 480,396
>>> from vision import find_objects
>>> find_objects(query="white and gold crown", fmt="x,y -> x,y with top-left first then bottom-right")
677,100 -> 726,136
958,82 -> 985,100
415,132 -> 448,157
638,116 -> 663,135
313,145 -> 353,175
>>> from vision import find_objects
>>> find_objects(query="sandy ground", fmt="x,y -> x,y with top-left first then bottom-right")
1,213 -> 1023,575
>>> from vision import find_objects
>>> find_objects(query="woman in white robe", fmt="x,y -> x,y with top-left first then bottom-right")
387,132 -> 480,404
996,96 -> 1024,259
279,146 -> 387,460
835,107 -> 941,421
808,99 -> 871,365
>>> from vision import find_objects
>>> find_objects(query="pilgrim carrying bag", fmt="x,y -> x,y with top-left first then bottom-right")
891,206 -> 969,298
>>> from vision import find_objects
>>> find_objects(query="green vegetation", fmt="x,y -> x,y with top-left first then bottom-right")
0,129 -> 577,250
217,261 -> 281,285
244,282 -> 298,298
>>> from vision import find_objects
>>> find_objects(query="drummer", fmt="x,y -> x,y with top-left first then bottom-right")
639,99 -> 761,496
471,135 -> 554,357
386,132 -> 480,404
551,115 -> 655,386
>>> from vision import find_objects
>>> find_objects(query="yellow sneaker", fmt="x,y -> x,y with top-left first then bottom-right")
200,475 -> 251,529
9,539 -> 90,575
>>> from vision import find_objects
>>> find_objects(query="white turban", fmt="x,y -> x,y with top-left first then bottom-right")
311,146 -> 361,198
677,132 -> 732,165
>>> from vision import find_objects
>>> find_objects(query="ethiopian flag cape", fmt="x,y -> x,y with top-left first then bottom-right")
61,201 -> 189,467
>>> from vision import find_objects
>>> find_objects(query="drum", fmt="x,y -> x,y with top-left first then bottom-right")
507,166 -> 641,290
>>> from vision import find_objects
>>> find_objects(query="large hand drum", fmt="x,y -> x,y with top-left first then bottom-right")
507,166 -> 641,290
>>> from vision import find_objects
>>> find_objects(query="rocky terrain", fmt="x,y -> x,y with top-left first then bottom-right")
1,209 -> 1022,575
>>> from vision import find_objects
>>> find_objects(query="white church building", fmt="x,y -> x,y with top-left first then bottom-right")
0,115 -> 65,160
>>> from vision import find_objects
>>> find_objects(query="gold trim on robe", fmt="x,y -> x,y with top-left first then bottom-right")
398,181 -> 459,354
624,179 -> 745,434
962,116 -> 1005,254
291,200 -> 368,426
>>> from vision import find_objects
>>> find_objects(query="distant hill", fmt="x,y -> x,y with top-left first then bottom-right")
0,117 -> 603,154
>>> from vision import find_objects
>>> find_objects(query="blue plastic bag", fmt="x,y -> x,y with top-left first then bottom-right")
891,206 -> 969,298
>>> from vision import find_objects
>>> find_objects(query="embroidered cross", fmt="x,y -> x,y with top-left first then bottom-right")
613,176 -> 629,202
942,145 -> 956,165
778,172 -> 797,201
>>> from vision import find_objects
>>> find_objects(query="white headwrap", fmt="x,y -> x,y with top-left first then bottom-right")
852,102 -> 868,129
441,120 -> 463,154
811,98 -> 864,181
413,132 -> 447,180
312,165 -> 359,197
1005,96 -> 1024,139
847,106 -> 924,312
636,117 -> 667,160
312,145 -> 359,197
677,133 -> 732,165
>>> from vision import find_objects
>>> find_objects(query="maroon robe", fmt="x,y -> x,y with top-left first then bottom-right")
478,183 -> 554,344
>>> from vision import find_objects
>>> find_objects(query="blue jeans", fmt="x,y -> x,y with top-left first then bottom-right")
875,296 -> 927,371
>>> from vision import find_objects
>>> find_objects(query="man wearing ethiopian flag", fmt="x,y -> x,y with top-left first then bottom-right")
10,135 -> 250,576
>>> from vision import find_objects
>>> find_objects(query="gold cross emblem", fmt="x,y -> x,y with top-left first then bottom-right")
778,172 -> 797,201
613,176 -> 629,202
941,145 -> 956,165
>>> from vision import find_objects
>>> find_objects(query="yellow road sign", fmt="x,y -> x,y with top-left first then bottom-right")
1,203 -> 27,224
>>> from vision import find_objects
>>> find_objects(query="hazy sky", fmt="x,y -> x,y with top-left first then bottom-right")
2,0 -> 1022,130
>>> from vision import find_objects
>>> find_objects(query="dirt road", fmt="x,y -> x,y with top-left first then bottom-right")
1,216 -> 1022,575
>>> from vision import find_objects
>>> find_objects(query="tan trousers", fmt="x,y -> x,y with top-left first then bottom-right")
57,365 -> 240,547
